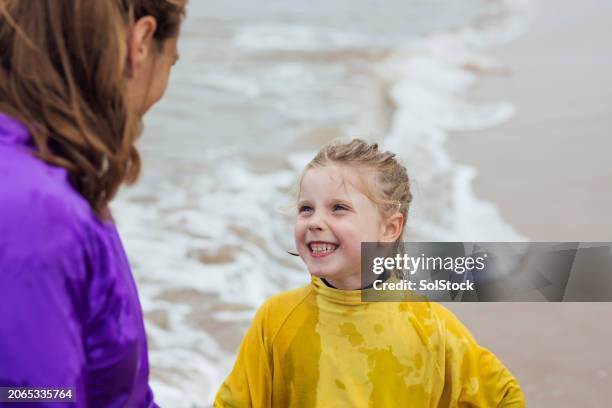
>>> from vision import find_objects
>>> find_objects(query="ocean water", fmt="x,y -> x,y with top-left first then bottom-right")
113,0 -> 530,405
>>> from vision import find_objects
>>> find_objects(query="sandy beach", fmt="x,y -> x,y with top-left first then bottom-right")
447,0 -> 612,241
447,302 -> 612,407
446,1 -> 612,406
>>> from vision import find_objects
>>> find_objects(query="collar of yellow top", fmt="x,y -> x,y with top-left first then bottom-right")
310,276 -> 367,305
310,275 -> 428,305
310,276 -> 407,305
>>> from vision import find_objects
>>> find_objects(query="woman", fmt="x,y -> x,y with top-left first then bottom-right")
0,0 -> 186,406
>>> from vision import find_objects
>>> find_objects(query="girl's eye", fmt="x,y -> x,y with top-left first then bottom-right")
298,205 -> 313,214
333,204 -> 349,211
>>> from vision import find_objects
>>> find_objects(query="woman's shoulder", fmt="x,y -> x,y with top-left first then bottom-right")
3,150 -> 81,207
0,144 -> 110,259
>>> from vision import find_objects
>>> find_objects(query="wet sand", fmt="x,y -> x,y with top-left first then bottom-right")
446,0 -> 612,406
446,302 -> 612,407
447,0 -> 612,241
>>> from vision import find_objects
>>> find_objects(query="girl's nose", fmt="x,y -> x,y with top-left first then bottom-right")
308,223 -> 323,232
307,214 -> 325,231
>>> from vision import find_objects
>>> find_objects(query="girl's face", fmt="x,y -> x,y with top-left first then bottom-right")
295,165 -> 392,290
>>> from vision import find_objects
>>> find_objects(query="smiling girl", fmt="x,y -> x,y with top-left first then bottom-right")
214,139 -> 525,407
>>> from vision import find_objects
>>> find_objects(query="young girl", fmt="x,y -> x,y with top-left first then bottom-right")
214,139 -> 525,407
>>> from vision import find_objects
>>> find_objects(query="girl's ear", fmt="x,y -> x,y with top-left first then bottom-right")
126,16 -> 157,77
380,213 -> 404,242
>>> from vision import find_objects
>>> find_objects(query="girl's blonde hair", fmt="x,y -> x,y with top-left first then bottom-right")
0,0 -> 186,216
301,138 -> 413,234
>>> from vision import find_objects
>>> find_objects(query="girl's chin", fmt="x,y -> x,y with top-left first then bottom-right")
308,269 -> 336,279
308,268 -> 355,281
308,269 -> 327,277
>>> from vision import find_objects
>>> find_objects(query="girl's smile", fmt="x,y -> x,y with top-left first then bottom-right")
307,241 -> 339,257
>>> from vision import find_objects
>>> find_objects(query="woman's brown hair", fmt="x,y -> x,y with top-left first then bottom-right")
0,0 -> 186,216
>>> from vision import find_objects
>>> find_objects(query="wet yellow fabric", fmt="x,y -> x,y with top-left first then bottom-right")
215,277 -> 525,407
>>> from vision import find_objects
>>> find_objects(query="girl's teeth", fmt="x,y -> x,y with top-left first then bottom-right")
311,243 -> 337,253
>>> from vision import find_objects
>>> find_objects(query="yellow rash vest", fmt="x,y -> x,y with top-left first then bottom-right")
215,277 -> 525,407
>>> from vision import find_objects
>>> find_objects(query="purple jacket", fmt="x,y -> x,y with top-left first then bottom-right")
0,114 -> 157,407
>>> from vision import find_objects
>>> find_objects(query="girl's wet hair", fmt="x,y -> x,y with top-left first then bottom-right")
0,0 -> 186,216
300,138 -> 413,235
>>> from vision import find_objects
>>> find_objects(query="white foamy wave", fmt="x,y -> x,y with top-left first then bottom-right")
381,0 -> 531,241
